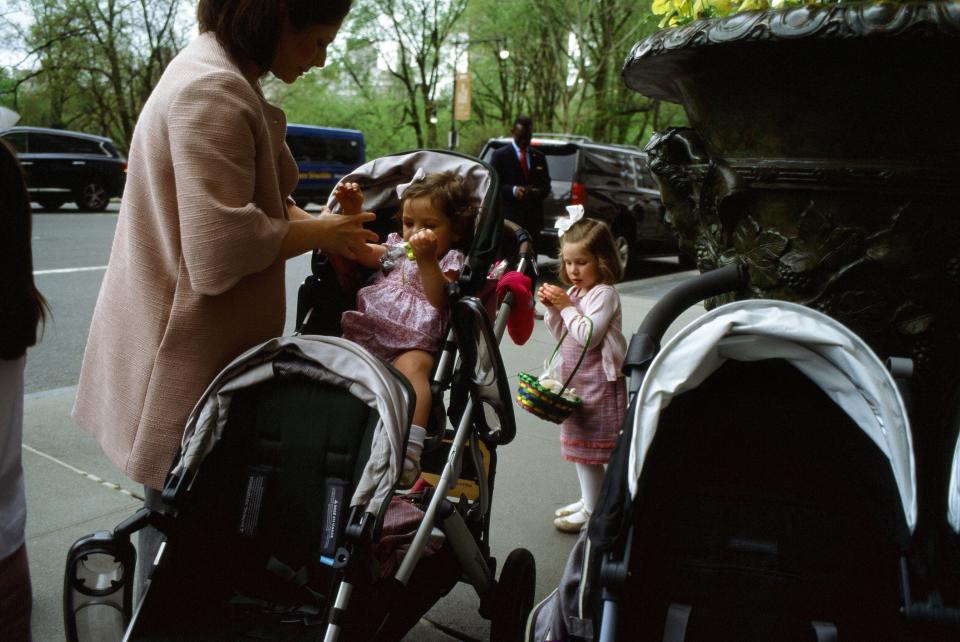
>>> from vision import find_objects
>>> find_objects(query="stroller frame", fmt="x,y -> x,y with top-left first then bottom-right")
63,150 -> 537,642
593,264 -> 960,640
293,149 -> 536,640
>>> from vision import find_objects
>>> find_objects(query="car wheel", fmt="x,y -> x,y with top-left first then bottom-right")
614,233 -> 632,275
76,183 -> 110,212
36,197 -> 66,211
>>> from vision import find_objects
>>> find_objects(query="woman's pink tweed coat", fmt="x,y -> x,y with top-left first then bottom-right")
73,33 -> 298,490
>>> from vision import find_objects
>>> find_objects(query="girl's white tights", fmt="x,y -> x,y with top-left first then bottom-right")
576,462 -> 605,514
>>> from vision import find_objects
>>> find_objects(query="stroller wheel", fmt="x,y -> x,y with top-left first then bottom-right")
490,548 -> 536,642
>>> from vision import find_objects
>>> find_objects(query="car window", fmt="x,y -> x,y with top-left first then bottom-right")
634,157 -> 657,189
30,133 -> 105,155
1,132 -> 27,152
540,148 -> 577,182
288,136 -> 361,165
328,138 -> 361,165
580,148 -> 635,190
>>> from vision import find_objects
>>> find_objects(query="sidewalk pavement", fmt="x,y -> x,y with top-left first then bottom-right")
22,265 -> 700,642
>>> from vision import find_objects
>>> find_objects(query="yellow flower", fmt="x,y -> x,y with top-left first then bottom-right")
736,0 -> 771,12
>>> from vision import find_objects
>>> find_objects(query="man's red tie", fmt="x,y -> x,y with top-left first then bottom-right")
519,147 -> 529,182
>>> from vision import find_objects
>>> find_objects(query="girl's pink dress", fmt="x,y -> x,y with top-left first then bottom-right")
556,289 -> 626,464
342,233 -> 465,362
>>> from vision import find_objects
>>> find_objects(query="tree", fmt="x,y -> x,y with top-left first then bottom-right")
7,0 -> 189,150
343,0 -> 469,149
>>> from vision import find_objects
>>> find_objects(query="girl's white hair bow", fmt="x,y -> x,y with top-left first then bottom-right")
554,204 -> 585,238
396,167 -> 427,199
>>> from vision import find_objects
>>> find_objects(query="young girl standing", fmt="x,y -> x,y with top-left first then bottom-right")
537,208 -> 627,532
335,170 -> 477,485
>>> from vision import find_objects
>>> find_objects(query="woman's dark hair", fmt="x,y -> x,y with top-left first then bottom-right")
397,170 -> 478,252
0,140 -> 48,359
198,0 -> 352,72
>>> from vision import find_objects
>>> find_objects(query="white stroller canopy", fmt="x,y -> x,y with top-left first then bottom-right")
171,335 -> 411,516
326,150 -> 492,216
628,299 -> 918,532
949,422 -> 960,533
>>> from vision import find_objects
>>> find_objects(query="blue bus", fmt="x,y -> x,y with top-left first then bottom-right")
285,124 -> 365,207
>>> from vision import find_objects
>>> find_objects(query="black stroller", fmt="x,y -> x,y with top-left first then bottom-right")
63,150 -> 538,641
529,264 -> 960,641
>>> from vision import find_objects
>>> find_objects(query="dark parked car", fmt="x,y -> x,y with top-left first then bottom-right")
479,134 -> 691,272
0,126 -> 126,211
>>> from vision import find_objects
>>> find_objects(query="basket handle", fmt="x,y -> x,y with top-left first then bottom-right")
550,316 -> 594,397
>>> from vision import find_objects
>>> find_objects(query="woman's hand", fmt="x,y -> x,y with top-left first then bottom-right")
333,182 -> 364,215
313,209 -> 379,260
538,283 -> 572,310
409,229 -> 438,261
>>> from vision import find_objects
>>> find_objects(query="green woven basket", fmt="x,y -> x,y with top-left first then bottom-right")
516,318 -> 593,424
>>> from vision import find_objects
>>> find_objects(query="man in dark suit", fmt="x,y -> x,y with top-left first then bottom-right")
490,116 -> 551,253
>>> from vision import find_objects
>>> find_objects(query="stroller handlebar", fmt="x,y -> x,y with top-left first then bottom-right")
623,262 -> 748,389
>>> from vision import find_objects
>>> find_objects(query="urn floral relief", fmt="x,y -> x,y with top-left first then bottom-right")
625,1 -> 960,397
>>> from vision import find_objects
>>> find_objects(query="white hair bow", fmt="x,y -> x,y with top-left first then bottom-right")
396,167 -> 427,199
554,204 -> 585,238
0,106 -> 20,132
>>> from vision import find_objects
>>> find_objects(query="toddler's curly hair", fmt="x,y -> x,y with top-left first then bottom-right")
396,170 -> 478,251
558,218 -> 624,286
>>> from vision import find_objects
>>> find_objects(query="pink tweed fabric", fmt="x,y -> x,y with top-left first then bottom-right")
557,292 -> 626,465
342,233 -> 464,362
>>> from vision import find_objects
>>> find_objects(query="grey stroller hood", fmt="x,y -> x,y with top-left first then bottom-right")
630,298 -> 917,532
170,335 -> 411,515
325,149 -> 493,216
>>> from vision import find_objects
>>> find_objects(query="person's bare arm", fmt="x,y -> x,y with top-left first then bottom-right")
410,229 -> 454,309
276,209 -> 379,261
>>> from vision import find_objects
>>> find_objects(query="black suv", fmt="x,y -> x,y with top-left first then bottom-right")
480,134 -> 690,272
1,126 -> 126,211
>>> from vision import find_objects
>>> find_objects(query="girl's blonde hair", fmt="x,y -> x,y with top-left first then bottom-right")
558,218 -> 624,286
396,170 -> 478,251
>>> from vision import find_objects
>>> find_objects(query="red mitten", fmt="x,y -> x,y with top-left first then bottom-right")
496,270 -> 534,345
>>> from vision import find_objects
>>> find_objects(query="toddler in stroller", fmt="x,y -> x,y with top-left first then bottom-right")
63,150 -> 537,642
334,169 -> 478,486
531,264 -> 927,641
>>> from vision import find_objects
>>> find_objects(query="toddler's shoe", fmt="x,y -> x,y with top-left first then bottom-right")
398,424 -> 427,488
553,508 -> 590,533
554,499 -> 583,518
399,451 -> 421,488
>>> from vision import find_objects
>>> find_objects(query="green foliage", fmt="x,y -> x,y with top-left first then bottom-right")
651,0 -> 848,28
6,0 -> 689,158
4,0 -> 190,151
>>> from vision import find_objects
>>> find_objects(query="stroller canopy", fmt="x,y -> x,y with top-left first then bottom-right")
326,149 -> 493,216
950,422 -> 960,533
629,299 -> 918,532
170,335 -> 412,515
325,149 -> 501,293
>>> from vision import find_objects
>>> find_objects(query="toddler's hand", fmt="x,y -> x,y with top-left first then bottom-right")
333,182 -> 364,215
409,229 -> 438,260
538,283 -> 572,310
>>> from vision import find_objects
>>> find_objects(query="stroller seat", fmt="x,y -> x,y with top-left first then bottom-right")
66,150 -> 537,642
531,277 -> 920,642
119,336 -> 412,640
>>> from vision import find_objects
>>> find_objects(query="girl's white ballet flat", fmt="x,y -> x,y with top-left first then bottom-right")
554,500 -> 584,518
553,508 -> 590,533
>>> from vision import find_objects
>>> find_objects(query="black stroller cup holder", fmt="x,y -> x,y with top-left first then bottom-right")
63,508 -> 149,642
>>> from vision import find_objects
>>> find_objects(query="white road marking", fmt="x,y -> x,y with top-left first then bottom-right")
33,265 -> 108,275
22,443 -> 143,501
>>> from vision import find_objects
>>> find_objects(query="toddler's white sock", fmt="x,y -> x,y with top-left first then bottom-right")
400,424 -> 426,487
